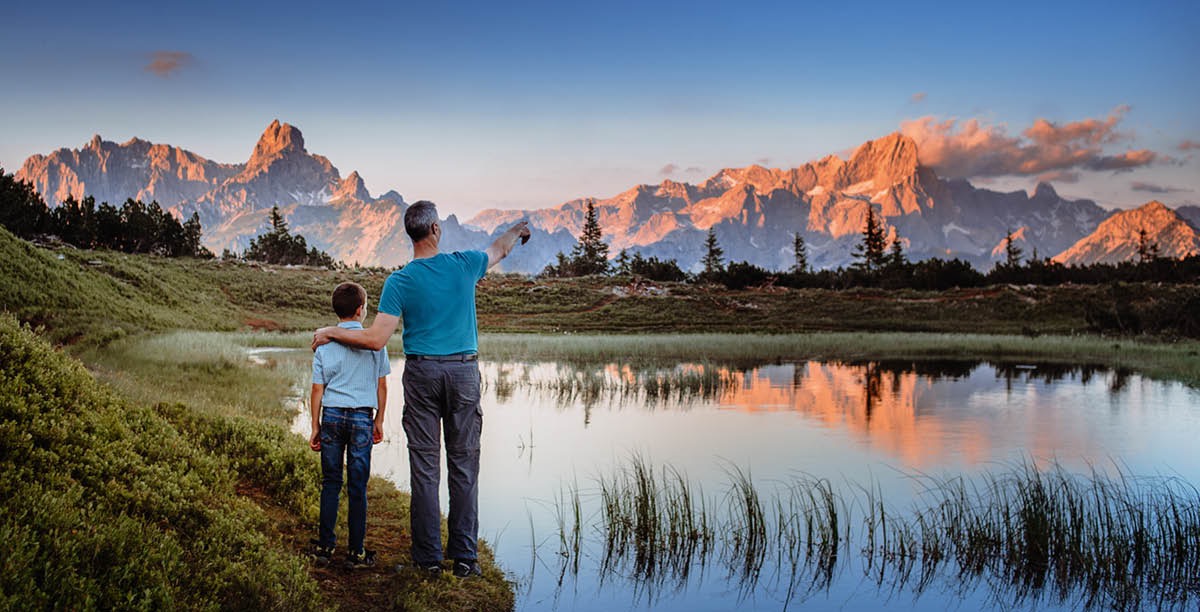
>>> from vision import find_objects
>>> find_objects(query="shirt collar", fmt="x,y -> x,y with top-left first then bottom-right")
337,321 -> 364,330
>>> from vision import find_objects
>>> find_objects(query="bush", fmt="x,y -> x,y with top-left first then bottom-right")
0,314 -> 322,609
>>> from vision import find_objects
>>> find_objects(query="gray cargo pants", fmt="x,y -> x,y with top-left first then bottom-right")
402,358 -> 482,565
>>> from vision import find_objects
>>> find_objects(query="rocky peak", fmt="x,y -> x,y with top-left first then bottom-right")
334,171 -> 370,201
86,134 -> 103,151
841,132 -> 920,189
1053,200 -> 1199,264
247,120 -> 306,169
1032,182 -> 1059,200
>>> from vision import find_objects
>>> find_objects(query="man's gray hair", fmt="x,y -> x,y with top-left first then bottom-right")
405,200 -> 439,242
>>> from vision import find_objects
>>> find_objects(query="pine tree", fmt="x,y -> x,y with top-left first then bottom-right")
1004,229 -> 1023,268
567,199 -> 610,275
701,227 -> 725,281
887,235 -> 907,269
792,233 -> 808,273
1135,227 -> 1157,264
614,249 -> 631,276
852,206 -> 886,272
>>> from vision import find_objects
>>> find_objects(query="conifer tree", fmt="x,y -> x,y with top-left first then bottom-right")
792,232 -> 808,273
701,227 -> 725,281
1004,229 -> 1023,268
567,199 -> 610,275
852,206 -> 886,272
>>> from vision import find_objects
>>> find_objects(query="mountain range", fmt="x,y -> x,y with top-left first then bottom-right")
14,120 -> 1199,272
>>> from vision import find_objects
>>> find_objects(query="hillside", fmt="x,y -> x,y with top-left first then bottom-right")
0,228 -> 517,610
0,313 -> 321,609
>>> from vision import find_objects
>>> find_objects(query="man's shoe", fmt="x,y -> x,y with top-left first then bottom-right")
345,548 -> 377,570
452,559 -> 482,578
309,539 -> 334,568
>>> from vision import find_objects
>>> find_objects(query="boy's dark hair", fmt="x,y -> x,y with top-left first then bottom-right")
332,282 -> 366,319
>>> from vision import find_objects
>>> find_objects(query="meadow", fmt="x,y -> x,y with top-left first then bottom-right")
3,225 -> 1199,610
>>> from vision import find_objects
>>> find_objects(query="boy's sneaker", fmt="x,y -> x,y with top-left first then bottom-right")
452,559 -> 482,578
345,549 -> 377,570
309,539 -> 334,568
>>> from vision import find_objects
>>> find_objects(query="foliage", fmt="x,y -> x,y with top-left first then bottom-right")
243,206 -> 335,267
543,199 -> 611,277
852,206 -> 887,273
699,227 -> 725,283
792,233 -> 808,274
624,251 -> 687,282
0,169 -> 210,257
0,314 -> 321,610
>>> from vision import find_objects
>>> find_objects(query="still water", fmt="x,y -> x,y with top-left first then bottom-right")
286,357 -> 1200,611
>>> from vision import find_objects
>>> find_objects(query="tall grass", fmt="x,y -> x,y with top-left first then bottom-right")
556,456 -> 1200,610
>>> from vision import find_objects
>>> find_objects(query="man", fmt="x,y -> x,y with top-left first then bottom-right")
312,200 -> 530,578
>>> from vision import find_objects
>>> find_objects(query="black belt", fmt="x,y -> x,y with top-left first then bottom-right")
406,354 -> 478,362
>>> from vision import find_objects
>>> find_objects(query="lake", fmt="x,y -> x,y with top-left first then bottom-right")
286,356 -> 1200,611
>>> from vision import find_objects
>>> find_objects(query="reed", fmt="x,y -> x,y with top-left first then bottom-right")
557,457 -> 1200,609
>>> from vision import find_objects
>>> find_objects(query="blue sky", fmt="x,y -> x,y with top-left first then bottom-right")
2,0 -> 1197,217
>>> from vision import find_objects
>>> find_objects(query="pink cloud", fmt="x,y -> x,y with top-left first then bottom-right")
910,92 -> 927,103
900,106 -> 1162,179
145,51 -> 193,77
1179,140 -> 1200,151
659,163 -> 679,176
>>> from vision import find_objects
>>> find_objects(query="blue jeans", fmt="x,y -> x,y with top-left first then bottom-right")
402,359 -> 482,565
318,407 -> 374,553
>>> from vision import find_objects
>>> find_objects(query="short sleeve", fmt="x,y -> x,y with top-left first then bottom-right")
377,347 -> 391,378
311,350 -> 326,385
378,273 -> 403,316
470,250 -> 489,280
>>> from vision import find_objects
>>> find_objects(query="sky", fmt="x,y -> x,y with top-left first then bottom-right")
2,0 -> 1197,218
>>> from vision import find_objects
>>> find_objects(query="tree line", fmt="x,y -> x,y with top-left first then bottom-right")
0,169 -> 333,267
540,198 -> 1200,288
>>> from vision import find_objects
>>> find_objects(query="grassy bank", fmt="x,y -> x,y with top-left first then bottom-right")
1,220 -> 516,609
0,314 -> 321,609
5,227 -> 1200,348
218,330 -> 1200,387
85,331 -> 514,611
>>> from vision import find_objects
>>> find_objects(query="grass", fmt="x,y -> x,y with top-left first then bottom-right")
0,314 -> 321,610
558,455 -> 1200,610
79,329 -> 515,611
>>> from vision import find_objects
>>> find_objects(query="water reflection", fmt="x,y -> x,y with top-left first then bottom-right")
276,353 -> 1200,611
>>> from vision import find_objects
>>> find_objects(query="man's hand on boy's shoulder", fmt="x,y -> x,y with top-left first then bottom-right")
312,326 -> 336,351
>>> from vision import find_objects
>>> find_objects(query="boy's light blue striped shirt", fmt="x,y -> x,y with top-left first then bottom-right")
312,321 -> 390,409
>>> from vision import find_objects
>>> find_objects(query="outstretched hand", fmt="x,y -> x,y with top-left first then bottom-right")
515,221 -> 532,245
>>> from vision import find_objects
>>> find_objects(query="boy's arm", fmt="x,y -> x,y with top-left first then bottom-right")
312,313 -> 399,351
373,377 -> 387,444
309,384 -> 325,451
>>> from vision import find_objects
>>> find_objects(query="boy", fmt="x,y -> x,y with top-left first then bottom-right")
309,282 -> 390,569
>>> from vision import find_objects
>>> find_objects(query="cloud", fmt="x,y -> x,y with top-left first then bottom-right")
910,92 -> 927,103
1037,170 -> 1080,184
1130,181 -> 1192,194
1179,140 -> 1200,151
684,166 -> 704,174
756,157 -> 771,166
899,106 -> 1163,179
145,51 -> 194,77
658,163 -> 679,176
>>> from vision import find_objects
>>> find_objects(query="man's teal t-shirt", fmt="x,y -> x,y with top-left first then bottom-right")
378,250 -> 489,356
